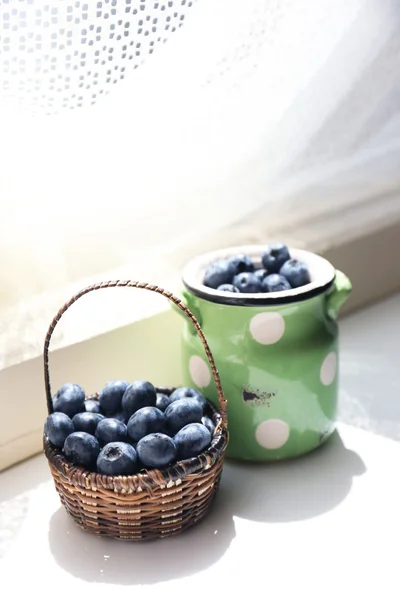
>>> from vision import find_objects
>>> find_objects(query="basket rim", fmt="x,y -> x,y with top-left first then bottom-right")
44,387 -> 229,494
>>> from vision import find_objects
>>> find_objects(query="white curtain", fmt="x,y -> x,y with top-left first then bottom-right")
1,0 -> 400,367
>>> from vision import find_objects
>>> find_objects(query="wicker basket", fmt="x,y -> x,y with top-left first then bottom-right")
43,280 -> 229,541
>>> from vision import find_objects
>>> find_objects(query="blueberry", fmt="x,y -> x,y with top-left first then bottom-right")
254,268 -> 268,281
44,412 -> 75,448
99,380 -> 128,415
203,259 -> 235,289
136,433 -> 177,469
127,407 -> 166,442
174,423 -> 212,460
52,383 -> 85,418
201,416 -> 215,436
261,243 -> 291,273
95,418 -> 127,447
72,412 -> 104,435
217,284 -> 240,293
84,399 -> 101,414
165,398 -> 203,435
155,393 -> 173,412
232,272 -> 262,293
168,387 -> 208,411
261,274 -> 292,293
97,442 -> 138,475
280,259 -> 311,288
63,432 -> 100,470
108,410 -> 127,423
121,380 -> 157,419
226,254 -> 254,275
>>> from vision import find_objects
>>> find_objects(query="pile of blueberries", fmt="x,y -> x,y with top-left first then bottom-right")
203,243 -> 311,293
44,380 -> 215,475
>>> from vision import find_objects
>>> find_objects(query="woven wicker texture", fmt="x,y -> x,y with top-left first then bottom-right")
43,280 -> 229,540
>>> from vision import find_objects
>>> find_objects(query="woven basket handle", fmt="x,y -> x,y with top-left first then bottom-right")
43,280 -> 228,427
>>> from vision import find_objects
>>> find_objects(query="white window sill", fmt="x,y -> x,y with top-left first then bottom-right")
1,292 -> 399,594
0,426 -> 398,594
2,186 -> 400,373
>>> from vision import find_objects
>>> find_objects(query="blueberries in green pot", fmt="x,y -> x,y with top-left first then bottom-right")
203,259 -> 235,289
261,274 -> 291,293
261,243 -> 290,273
227,254 -> 254,275
254,268 -> 268,281
232,272 -> 261,293
217,284 -> 239,293
280,259 -> 311,288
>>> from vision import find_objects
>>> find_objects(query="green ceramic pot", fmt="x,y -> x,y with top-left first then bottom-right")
176,245 -> 352,461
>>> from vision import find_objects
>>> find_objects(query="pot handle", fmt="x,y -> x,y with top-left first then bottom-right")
326,270 -> 352,320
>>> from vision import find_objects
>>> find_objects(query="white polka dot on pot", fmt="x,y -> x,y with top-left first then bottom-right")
189,355 -> 211,388
249,312 -> 285,345
255,419 -> 290,450
320,352 -> 337,386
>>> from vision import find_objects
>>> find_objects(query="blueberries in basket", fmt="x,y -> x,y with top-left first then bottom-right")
52,383 -> 85,417
254,268 -> 268,281
99,380 -> 128,415
63,432 -> 100,470
169,387 -> 208,412
84,399 -> 101,414
155,393 -> 173,412
227,254 -> 254,275
45,374 -> 221,476
165,398 -> 203,435
127,407 -> 166,443
136,433 -> 177,469
122,380 -> 157,419
44,412 -> 75,448
95,418 -> 128,447
261,243 -> 291,273
201,416 -> 215,436
97,442 -> 138,475
280,259 -> 311,288
232,272 -> 262,294
203,259 -> 235,290
261,274 -> 292,293
109,410 -> 127,424
72,412 -> 104,435
217,284 -> 240,293
174,423 -> 212,460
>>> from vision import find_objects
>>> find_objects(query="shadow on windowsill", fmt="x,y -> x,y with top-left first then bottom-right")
48,430 -> 365,585
222,430 -> 366,523
48,486 -> 236,586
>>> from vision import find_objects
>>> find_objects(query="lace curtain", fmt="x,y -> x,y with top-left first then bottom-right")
1,0 -> 399,367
